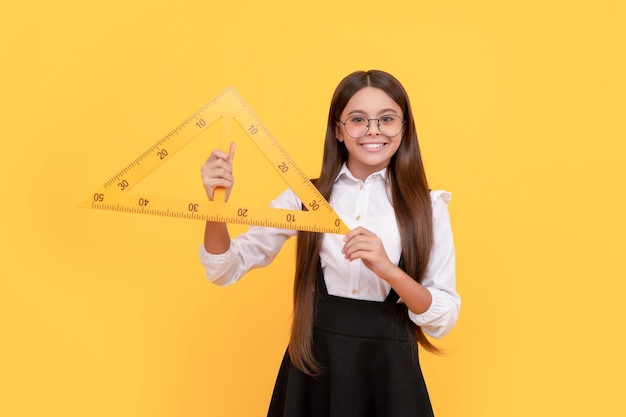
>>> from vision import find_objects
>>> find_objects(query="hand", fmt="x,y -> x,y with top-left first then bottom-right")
201,142 -> 236,201
342,226 -> 397,280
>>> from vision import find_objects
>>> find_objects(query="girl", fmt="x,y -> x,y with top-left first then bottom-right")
199,70 -> 460,417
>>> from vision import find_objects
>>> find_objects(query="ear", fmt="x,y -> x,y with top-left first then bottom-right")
335,122 -> 344,142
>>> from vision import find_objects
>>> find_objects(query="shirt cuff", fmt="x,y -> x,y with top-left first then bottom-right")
408,288 -> 457,339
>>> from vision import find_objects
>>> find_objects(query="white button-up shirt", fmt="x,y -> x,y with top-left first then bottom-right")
199,164 -> 460,338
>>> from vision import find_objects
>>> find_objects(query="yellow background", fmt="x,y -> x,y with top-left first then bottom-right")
1,1 -> 625,416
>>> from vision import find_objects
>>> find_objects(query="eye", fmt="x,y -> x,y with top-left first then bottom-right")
380,115 -> 397,124
349,116 -> 367,124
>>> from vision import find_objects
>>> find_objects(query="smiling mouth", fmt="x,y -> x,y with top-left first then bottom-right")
361,143 -> 386,150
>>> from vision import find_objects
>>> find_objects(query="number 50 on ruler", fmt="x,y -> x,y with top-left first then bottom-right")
80,86 -> 349,234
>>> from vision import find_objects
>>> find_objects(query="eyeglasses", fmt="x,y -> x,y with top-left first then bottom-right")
338,114 -> 405,139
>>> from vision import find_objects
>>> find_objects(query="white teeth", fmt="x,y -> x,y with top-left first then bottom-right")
362,143 -> 384,149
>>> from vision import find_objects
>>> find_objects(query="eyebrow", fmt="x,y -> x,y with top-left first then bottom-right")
346,108 -> 401,116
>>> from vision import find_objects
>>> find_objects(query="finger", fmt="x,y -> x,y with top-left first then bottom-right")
228,141 -> 236,164
201,165 -> 231,184
206,148 -> 231,164
343,226 -> 374,242
205,179 -> 233,201
342,238 -> 374,258
203,173 -> 233,188
204,163 -> 233,177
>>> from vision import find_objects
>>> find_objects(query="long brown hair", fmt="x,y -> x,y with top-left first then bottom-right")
289,70 -> 438,376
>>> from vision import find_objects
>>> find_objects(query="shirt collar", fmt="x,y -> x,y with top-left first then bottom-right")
334,162 -> 389,184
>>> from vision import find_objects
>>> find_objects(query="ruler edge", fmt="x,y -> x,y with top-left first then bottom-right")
81,198 -> 348,234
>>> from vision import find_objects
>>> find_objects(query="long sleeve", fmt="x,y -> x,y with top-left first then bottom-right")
408,191 -> 461,338
198,189 -> 299,285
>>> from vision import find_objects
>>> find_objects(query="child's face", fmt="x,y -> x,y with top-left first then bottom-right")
335,87 -> 404,181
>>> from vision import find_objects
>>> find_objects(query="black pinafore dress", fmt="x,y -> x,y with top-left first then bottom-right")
267,261 -> 434,417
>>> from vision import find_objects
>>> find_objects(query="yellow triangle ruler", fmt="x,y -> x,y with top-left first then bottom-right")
79,86 -> 349,234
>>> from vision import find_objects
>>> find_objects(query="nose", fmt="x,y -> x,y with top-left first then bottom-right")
367,119 -> 381,135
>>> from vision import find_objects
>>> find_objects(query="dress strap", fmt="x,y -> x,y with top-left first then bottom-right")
385,288 -> 400,303
316,259 -> 329,295
384,254 -> 403,302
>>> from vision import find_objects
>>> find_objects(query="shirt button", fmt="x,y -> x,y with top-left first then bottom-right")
359,184 -> 364,190
351,289 -> 358,295
355,215 -> 361,221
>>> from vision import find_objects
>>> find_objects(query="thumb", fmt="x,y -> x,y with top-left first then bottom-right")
228,141 -> 236,164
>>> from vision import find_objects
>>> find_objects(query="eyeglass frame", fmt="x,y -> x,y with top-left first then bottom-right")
336,115 -> 406,139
